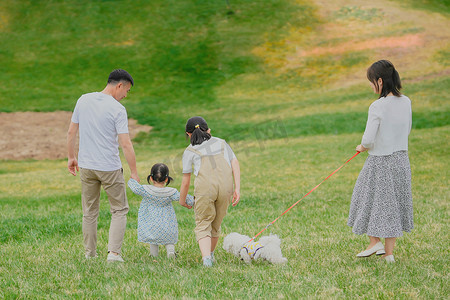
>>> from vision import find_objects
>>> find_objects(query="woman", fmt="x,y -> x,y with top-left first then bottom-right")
348,60 -> 413,263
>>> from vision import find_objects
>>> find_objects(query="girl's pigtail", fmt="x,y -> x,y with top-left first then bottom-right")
190,127 -> 201,145
185,117 -> 211,145
166,175 -> 173,186
190,126 -> 211,146
148,163 -> 173,185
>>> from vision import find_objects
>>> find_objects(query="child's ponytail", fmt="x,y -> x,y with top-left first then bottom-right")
185,116 -> 211,146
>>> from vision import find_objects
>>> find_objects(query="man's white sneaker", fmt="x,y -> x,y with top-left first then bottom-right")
203,256 -> 213,267
107,253 -> 124,262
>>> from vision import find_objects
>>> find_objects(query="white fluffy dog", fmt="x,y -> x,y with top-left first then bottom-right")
223,232 -> 287,264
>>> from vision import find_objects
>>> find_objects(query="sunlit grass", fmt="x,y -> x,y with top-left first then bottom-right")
1,126 -> 448,298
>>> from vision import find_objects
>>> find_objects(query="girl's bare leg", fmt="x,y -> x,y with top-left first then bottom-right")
211,237 -> 219,253
198,237 -> 212,258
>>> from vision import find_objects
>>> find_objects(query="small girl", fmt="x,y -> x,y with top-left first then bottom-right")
348,60 -> 413,263
128,163 -> 194,258
179,116 -> 241,267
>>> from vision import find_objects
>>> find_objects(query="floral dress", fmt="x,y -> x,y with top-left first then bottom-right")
128,179 -> 194,245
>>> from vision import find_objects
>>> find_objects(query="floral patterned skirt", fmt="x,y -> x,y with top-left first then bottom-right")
348,151 -> 413,238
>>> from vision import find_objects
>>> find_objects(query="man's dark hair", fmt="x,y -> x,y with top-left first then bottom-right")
108,69 -> 134,86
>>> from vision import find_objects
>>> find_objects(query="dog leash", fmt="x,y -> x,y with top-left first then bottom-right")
248,151 -> 360,242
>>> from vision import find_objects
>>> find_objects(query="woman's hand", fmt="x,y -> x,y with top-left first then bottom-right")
232,189 -> 240,207
356,144 -> 368,153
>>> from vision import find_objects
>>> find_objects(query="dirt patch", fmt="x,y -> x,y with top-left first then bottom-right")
252,0 -> 450,88
292,33 -> 424,59
0,111 -> 152,160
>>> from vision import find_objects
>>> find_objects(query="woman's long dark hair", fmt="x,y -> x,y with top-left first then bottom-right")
185,116 -> 211,146
147,163 -> 173,186
367,60 -> 402,98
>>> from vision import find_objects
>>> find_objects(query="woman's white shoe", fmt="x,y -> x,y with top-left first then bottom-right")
384,255 -> 395,263
376,249 -> 386,255
356,241 -> 385,257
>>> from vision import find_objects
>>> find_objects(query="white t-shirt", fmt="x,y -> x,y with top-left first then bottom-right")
182,137 -> 236,176
361,95 -> 412,156
71,92 -> 129,171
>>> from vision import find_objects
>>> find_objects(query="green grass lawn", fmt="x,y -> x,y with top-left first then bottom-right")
0,127 -> 448,298
0,0 -> 449,298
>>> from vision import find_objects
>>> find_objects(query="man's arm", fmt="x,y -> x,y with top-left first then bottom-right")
67,122 -> 79,176
118,133 -> 140,182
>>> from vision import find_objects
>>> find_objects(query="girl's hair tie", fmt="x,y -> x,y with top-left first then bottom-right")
195,124 -> 200,129
147,163 -> 173,186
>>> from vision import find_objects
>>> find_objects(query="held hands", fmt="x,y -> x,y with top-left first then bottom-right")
232,189 -> 240,207
130,172 -> 140,182
67,158 -> 79,176
179,199 -> 192,209
356,144 -> 368,153
179,191 -> 239,208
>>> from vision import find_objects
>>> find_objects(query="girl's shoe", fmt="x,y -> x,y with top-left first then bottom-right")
203,256 -> 213,267
167,251 -> 176,259
384,255 -> 395,263
356,241 -> 385,257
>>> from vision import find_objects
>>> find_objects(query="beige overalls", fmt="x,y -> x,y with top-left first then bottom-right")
186,142 -> 234,241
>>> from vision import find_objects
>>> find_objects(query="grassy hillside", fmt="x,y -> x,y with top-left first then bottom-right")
0,0 -> 449,298
391,0 -> 450,13
1,0 -> 448,146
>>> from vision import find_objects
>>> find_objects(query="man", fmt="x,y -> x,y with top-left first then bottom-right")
67,69 -> 140,262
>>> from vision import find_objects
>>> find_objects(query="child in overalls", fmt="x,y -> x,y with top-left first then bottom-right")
179,116 -> 241,267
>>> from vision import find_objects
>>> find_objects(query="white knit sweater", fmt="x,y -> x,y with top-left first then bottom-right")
361,95 -> 412,156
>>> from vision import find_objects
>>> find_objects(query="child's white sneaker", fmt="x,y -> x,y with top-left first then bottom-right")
203,256 -> 213,267
166,244 -> 176,259
107,252 -> 124,262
